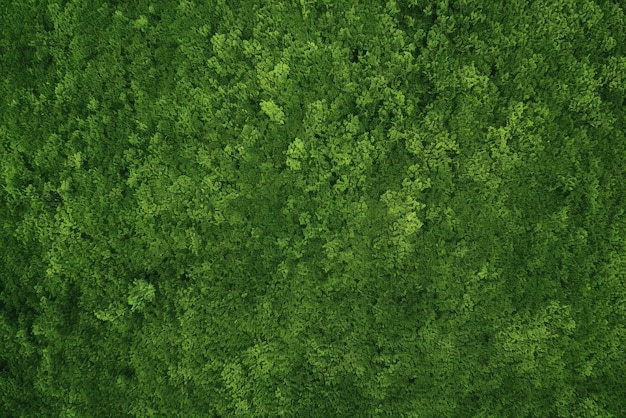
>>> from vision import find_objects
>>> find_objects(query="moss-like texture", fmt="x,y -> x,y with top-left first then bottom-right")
1,1 -> 625,416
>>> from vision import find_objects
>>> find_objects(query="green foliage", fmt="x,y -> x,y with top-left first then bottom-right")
2,0 -> 626,416
127,279 -> 155,313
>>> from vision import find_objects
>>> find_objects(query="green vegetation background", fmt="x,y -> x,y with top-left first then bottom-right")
1,0 -> 625,416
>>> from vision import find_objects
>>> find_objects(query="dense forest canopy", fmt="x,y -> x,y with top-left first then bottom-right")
1,0 -> 625,416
